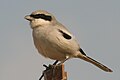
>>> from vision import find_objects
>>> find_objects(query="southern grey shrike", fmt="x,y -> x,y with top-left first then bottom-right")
25,10 -> 112,72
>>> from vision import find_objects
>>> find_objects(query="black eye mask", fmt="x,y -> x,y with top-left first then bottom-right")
30,14 -> 52,21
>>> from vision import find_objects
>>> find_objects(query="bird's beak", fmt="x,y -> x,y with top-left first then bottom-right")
24,15 -> 33,21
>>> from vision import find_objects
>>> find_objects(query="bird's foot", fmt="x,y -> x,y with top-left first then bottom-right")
39,60 -> 59,80
39,64 -> 53,80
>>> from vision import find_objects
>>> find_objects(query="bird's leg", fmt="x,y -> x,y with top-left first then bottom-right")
53,60 -> 59,65
58,57 -> 70,65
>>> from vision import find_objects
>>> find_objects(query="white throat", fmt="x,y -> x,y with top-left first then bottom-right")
30,18 -> 51,29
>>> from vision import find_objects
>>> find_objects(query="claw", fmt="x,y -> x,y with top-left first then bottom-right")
39,60 -> 59,80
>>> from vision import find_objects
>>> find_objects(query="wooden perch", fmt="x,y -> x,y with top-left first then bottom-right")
43,64 -> 67,80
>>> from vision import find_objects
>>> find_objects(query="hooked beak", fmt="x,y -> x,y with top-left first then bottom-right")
24,15 -> 33,21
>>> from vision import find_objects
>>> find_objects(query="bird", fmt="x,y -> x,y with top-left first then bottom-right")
24,10 -> 112,72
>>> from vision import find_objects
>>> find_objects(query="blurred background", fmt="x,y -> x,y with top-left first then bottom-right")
0,0 -> 120,80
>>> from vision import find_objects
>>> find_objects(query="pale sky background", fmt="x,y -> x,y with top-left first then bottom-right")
0,0 -> 120,80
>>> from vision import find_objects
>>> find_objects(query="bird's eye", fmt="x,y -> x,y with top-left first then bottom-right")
30,14 -> 52,21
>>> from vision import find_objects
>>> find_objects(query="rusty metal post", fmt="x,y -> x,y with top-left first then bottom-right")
43,64 -> 67,80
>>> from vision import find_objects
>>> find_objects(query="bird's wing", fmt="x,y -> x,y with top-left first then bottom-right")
46,23 -> 80,55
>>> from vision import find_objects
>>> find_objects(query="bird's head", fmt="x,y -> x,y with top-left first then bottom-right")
25,10 -> 57,29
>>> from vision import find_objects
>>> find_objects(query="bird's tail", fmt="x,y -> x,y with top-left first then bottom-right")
77,54 -> 113,72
